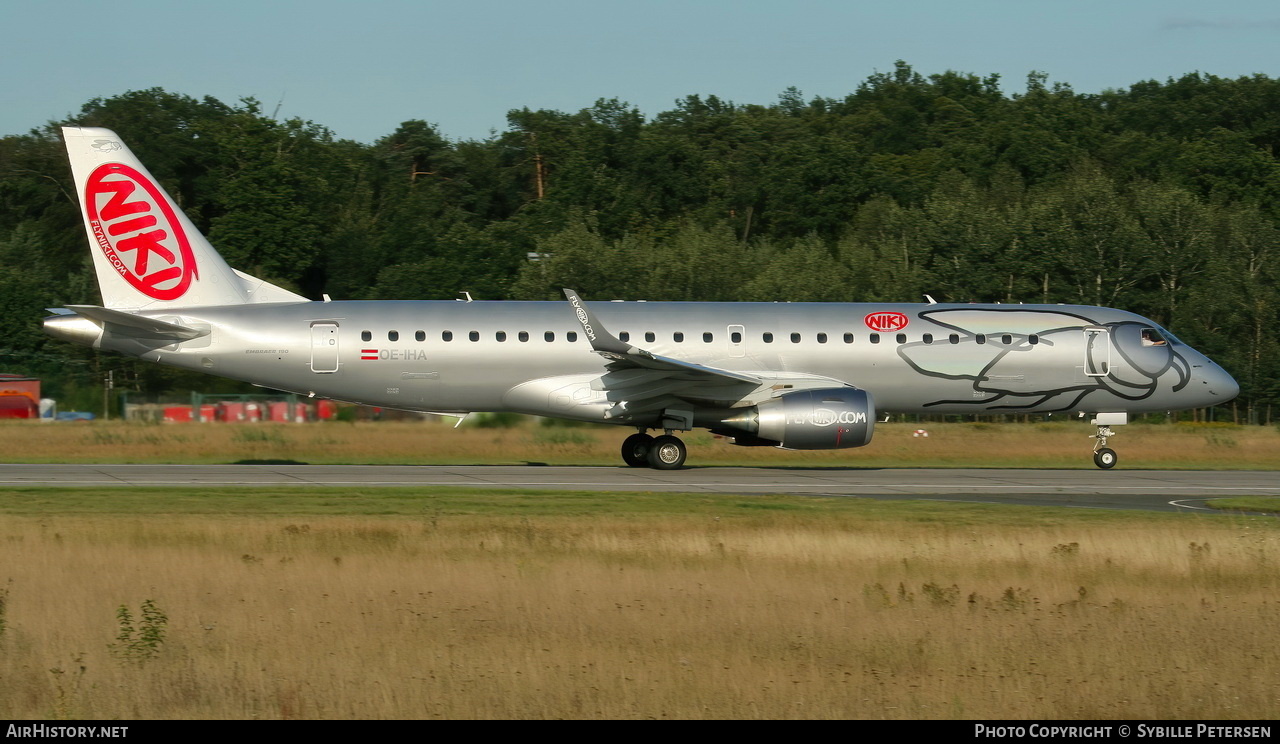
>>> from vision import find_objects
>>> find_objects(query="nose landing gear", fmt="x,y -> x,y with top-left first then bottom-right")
1088,413 -> 1127,469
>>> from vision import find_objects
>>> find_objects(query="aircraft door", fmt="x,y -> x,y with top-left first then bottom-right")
727,324 -> 745,358
1083,327 -> 1110,377
310,322 -> 340,373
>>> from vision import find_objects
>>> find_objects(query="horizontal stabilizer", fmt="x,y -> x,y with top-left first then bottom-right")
63,305 -> 207,341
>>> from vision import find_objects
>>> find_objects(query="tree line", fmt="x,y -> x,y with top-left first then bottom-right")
1,62 -> 1277,421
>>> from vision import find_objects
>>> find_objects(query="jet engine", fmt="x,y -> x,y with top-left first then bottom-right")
714,388 -> 875,450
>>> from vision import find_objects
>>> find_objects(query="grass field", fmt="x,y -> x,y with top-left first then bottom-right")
0,490 -> 1277,720
3,418 -> 1278,468
2,419 -> 1277,719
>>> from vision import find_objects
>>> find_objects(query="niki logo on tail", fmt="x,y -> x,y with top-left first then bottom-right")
84,163 -> 197,301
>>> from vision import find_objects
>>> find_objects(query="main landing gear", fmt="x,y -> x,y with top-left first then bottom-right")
620,430 -> 687,470
1088,413 -> 1127,469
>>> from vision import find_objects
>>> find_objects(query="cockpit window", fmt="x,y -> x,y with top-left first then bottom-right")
1140,328 -> 1168,347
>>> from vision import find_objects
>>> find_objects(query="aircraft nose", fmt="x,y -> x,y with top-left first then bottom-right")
1196,362 -> 1239,403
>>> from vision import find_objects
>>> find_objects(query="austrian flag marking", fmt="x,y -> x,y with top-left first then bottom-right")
864,311 -> 909,332
361,349 -> 379,360
85,163 -> 198,301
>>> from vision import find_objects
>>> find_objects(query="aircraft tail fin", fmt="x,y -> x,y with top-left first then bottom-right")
61,126 -> 307,310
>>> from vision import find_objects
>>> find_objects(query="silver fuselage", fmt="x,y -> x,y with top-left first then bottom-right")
45,299 -> 1239,424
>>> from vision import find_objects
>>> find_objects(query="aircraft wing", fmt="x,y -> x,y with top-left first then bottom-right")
563,289 -> 761,419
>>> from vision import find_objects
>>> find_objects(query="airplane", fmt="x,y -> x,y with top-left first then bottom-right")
43,127 -> 1240,469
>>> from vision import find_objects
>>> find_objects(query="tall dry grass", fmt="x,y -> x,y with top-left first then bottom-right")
1,512 -> 1276,719
1,419 -> 1278,468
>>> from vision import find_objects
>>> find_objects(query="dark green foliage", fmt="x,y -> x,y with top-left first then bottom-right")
2,67 -> 1280,419
108,599 -> 167,662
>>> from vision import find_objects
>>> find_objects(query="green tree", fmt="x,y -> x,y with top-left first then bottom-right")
743,233 -> 854,302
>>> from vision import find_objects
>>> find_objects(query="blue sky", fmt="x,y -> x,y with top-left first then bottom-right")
3,0 -> 1278,144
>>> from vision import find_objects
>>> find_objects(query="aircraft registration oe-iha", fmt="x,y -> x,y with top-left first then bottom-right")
44,127 -> 1240,470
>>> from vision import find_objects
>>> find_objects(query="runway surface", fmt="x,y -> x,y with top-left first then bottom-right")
0,463 -> 1275,513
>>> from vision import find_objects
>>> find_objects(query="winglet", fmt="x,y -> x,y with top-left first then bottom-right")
562,289 -> 631,355
561,289 -> 760,385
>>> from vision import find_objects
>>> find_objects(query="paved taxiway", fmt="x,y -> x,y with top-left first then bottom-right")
0,464 -> 1275,513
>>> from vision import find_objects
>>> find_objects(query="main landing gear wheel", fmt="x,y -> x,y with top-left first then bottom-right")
647,435 -> 687,470
1093,447 -> 1118,469
621,433 -> 654,468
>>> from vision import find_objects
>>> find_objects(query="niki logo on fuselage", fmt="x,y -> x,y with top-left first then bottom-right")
85,163 -> 197,301
865,312 -> 908,332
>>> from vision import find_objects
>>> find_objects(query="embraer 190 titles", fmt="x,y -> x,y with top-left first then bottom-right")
44,127 -> 1240,469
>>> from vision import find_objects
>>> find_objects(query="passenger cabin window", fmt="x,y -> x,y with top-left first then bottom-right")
645,332 -> 655,343
1029,334 -> 1039,345
843,333 -> 854,344
896,333 -> 906,344
790,333 -> 801,343
703,332 -> 713,343
388,331 -> 399,342
619,332 -> 630,342
817,333 -> 827,344
442,331 -> 453,342
870,334 -> 880,344
731,331 -> 742,344
949,334 -> 959,344
495,331 -> 506,342
922,333 -> 933,344
361,331 -> 372,342
976,334 -> 986,345
763,332 -> 774,343
469,331 -> 479,342
415,331 -> 426,342
1002,334 -> 1012,345
518,331 -> 529,342
545,331 -> 555,342
673,332 -> 684,342
567,331 -> 578,342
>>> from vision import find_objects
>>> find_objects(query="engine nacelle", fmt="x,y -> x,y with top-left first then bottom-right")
718,388 -> 875,450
